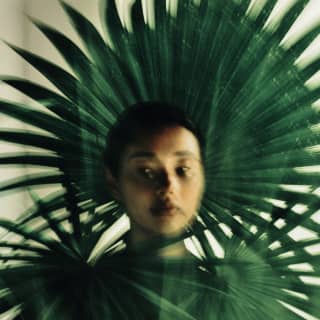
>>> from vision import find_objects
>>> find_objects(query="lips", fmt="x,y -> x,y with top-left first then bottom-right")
151,202 -> 178,216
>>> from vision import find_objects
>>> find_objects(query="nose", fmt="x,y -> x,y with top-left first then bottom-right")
155,170 -> 176,196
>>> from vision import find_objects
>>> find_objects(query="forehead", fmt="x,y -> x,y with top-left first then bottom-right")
123,126 -> 202,161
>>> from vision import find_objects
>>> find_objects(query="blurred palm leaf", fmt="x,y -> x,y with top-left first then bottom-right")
0,0 -> 320,319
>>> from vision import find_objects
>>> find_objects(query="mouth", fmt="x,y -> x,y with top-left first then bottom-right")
150,204 -> 178,216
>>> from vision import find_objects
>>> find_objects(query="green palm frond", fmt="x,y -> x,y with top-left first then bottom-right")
0,0 -> 320,319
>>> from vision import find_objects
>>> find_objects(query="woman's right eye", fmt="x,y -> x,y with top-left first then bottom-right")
138,168 -> 156,180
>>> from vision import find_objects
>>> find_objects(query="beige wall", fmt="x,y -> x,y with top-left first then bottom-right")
0,0 -> 100,226
0,0 -> 29,222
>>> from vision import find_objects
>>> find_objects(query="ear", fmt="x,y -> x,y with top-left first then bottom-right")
105,168 -> 122,201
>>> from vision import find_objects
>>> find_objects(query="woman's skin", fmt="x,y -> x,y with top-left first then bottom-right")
106,125 -> 205,257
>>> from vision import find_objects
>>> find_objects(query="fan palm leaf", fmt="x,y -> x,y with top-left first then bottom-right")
0,0 -> 320,318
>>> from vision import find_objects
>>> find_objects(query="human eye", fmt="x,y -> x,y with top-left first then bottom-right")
137,167 -> 157,180
176,166 -> 194,178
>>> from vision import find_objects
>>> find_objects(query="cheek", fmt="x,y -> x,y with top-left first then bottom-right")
183,179 -> 204,208
120,182 -> 154,210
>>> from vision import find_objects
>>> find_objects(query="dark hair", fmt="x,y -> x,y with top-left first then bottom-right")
104,101 -> 205,176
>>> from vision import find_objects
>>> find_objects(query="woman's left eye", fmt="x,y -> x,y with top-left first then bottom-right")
176,166 -> 193,177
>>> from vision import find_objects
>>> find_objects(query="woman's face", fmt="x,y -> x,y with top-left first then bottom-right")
109,125 -> 205,243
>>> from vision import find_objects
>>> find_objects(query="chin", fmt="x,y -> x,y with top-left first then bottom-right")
152,226 -> 186,238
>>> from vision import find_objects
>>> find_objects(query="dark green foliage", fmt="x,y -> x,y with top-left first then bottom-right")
0,0 -> 319,318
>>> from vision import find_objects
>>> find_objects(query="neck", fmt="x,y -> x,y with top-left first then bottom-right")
127,229 -> 190,258
156,241 -> 189,258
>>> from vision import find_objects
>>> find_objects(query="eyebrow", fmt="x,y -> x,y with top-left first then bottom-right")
127,151 -> 153,160
128,150 -> 199,160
